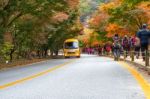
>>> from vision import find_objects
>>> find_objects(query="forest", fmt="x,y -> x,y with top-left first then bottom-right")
0,0 -> 149,62
0,0 -> 81,62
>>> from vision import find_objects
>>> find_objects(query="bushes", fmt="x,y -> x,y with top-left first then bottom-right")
0,42 -> 14,62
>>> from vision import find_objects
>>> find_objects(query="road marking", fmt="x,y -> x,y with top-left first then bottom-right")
119,62 -> 150,99
0,60 -> 76,89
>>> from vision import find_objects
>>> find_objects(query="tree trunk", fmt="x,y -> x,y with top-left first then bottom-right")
44,49 -> 48,57
54,50 -> 58,56
9,48 -> 15,62
50,51 -> 54,57
37,50 -> 41,58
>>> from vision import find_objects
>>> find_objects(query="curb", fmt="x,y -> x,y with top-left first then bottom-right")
120,58 -> 150,75
104,55 -> 150,75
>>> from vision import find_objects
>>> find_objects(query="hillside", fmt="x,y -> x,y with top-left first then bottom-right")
80,0 -> 108,23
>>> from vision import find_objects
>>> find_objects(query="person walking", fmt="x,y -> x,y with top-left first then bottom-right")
137,24 -> 150,61
87,47 -> 90,54
98,46 -> 103,56
122,35 -> 130,58
113,34 -> 121,61
105,43 -> 112,55
130,36 -> 136,50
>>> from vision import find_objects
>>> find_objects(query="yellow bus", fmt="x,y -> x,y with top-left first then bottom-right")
63,39 -> 80,58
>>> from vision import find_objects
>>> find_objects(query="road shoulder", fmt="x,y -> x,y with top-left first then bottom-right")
124,61 -> 150,84
119,61 -> 150,99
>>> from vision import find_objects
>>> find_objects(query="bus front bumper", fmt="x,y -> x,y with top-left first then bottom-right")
64,52 -> 80,57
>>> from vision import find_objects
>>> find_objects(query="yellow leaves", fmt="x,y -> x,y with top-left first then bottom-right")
70,20 -> 83,34
100,2 -> 116,12
99,0 -> 122,12
83,27 -> 94,35
78,27 -> 92,40
78,27 -> 98,46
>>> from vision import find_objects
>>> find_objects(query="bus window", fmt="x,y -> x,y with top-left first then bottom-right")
65,42 -> 78,49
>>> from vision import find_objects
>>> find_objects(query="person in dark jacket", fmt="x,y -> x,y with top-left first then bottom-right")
137,24 -> 150,61
113,34 -> 121,61
122,35 -> 130,57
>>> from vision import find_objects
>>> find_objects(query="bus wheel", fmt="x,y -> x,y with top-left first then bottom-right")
77,56 -> 80,58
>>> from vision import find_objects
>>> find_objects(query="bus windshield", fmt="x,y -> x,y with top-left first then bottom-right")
64,42 -> 79,49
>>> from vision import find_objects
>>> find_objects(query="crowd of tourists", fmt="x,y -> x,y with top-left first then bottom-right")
83,24 -> 150,61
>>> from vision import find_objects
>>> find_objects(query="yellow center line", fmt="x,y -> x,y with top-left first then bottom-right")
0,60 -> 76,89
119,62 -> 150,99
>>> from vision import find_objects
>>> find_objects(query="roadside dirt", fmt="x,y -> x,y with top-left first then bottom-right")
0,56 -> 64,71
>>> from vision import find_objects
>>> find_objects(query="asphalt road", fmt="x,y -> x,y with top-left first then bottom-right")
0,54 -> 146,99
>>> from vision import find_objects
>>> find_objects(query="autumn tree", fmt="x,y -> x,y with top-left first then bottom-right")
0,0 -> 81,62
88,0 -> 150,45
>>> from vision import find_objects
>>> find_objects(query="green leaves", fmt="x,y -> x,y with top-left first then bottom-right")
0,0 -> 80,60
123,0 -> 149,7
107,0 -> 150,32
47,9 -> 80,52
0,42 -> 14,61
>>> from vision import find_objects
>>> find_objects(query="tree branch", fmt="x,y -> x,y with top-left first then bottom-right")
7,12 -> 23,27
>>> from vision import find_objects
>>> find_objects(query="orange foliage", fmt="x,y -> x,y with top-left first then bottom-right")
138,1 -> 150,16
92,41 -> 100,46
67,0 -> 79,9
88,0 -> 150,44
138,1 -> 150,28
52,0 -> 79,23
99,0 -> 122,12
82,37 -> 89,44
52,12 -> 69,22
138,1 -> 150,24
90,16 -> 102,27
90,13 -> 108,27
106,23 -> 130,37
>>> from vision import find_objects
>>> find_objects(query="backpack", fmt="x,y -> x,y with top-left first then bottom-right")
131,37 -> 136,47
114,43 -> 120,49
123,38 -> 129,47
